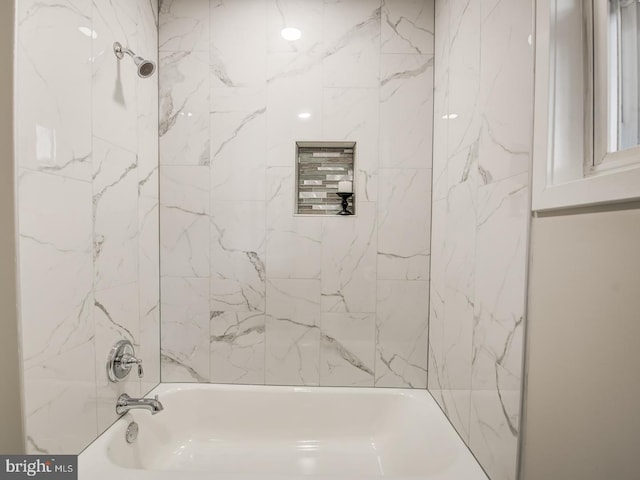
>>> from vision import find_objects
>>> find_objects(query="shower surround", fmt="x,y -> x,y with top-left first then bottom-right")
428,1 -> 533,479
158,0 -> 434,387
10,1 -> 532,479
15,0 -> 160,454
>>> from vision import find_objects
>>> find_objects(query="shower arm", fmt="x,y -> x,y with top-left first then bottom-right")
112,41 -> 156,78
113,42 -> 136,60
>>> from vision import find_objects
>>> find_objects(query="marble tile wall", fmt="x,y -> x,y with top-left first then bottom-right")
159,0 -> 434,388
428,1 -> 532,479
16,0 -> 159,454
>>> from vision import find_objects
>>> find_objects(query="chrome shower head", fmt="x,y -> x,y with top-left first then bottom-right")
132,56 -> 156,78
113,42 -> 156,79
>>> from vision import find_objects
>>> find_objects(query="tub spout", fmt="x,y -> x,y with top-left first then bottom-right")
116,393 -> 164,415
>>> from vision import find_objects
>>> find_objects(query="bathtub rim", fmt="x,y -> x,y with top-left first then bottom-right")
79,383 -> 490,480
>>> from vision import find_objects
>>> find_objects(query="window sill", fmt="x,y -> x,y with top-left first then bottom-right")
532,163 -> 640,212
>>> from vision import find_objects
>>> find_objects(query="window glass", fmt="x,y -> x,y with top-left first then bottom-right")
608,0 -> 640,152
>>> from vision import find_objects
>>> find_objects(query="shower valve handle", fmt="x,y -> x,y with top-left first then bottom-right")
107,340 -> 145,382
121,353 -> 144,379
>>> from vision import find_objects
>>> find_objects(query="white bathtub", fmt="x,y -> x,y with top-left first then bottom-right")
79,384 -> 488,480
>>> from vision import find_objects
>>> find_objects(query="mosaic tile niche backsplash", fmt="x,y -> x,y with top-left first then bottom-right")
159,0 -> 434,388
296,142 -> 355,215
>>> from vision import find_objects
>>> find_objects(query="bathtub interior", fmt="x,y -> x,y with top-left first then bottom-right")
101,385 -> 475,477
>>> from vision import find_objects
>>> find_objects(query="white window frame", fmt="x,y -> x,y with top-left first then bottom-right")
533,0 -> 640,212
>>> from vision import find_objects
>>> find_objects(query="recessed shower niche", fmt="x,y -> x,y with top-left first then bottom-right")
295,141 -> 356,216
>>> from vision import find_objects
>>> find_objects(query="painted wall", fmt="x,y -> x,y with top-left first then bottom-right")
158,0 -> 434,387
0,0 -> 25,454
521,206 -> 640,480
428,1 -> 532,479
15,0 -> 159,454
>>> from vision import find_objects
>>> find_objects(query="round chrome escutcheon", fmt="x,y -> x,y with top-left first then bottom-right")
126,421 -> 139,444
107,339 -> 135,382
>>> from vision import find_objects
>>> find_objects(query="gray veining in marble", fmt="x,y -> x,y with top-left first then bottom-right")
428,0 -> 532,479
159,0 -> 434,390
16,0 -> 160,454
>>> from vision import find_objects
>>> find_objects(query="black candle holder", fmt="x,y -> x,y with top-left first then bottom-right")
336,192 -> 354,215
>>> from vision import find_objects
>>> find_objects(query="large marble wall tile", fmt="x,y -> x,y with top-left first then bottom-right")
473,174 -> 528,381
432,0 -> 449,201
438,152 -> 478,442
210,312 -> 266,384
427,199 -> 446,401
381,0 -> 435,54
377,169 -> 431,280
321,202 -> 377,313
138,185 -> 160,393
469,374 -> 521,480
137,17 -> 160,191
265,279 -> 321,386
17,0 -> 160,455
267,48 -> 323,84
94,282 -> 141,433
160,0 -> 434,391
375,280 -> 429,388
210,201 -> 266,311
160,167 -> 207,389
23,343 -> 97,454
160,51 -> 210,166
18,170 -> 94,370
139,276 -> 160,393
160,166 -> 210,277
429,0 -> 531,477
427,336 -> 444,409
322,88 -> 379,202
446,0 -> 480,165
266,53 -> 322,167
443,182 -> 477,308
93,138 -> 139,291
266,0 -> 323,54
211,88 -> 267,201
447,137 -> 481,195
137,0 -> 160,191
137,19 -> 161,392
439,182 -> 475,441
436,365 -> 471,442
443,157 -> 478,370
266,167 -> 322,279
266,279 -> 321,327
467,174 -> 528,480
265,316 -> 321,386
138,138 -> 159,201
380,54 -> 434,169
137,0 -> 159,52
161,277 -> 210,382
478,0 -> 533,183
211,0 -> 267,87
159,0 -> 210,52
320,313 -> 375,387
439,389 -> 472,444
16,0 -> 92,181
322,0 -> 381,87
92,0 -> 140,152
